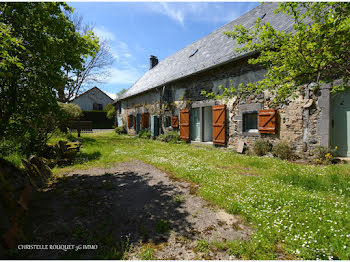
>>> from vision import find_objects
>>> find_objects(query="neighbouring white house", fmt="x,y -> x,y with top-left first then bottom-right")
70,86 -> 113,111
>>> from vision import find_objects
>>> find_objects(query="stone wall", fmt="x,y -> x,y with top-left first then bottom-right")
121,89 -> 160,135
118,57 -> 329,155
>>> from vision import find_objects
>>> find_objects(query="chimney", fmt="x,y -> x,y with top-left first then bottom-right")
150,55 -> 158,69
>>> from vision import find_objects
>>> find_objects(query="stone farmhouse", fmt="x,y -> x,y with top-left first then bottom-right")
113,3 -> 350,157
70,86 -> 113,111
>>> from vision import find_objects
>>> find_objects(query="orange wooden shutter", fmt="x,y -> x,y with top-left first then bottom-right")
258,109 -> 277,134
213,105 -> 226,145
172,116 -> 179,128
180,109 -> 190,141
141,113 -> 149,128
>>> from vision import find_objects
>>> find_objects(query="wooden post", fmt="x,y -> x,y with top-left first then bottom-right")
78,120 -> 81,137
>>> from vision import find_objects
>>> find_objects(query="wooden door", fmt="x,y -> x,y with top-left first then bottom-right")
180,109 -> 190,141
213,105 -> 226,145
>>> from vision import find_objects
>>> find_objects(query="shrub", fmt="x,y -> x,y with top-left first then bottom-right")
272,141 -> 296,160
312,146 -> 338,165
138,129 -> 151,139
253,139 -> 273,156
104,103 -> 116,120
58,102 -> 83,133
157,131 -> 180,143
115,125 -> 126,135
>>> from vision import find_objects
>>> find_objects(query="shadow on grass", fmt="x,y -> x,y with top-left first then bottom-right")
12,169 -> 194,259
75,151 -> 102,162
79,136 -> 97,144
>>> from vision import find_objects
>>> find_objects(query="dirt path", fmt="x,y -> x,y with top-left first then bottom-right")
17,160 -> 251,259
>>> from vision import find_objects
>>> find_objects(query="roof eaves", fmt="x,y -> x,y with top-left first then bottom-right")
117,50 -> 258,102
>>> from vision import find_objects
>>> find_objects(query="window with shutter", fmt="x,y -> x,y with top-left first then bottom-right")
172,116 -> 179,128
213,105 -> 226,145
258,109 -> 277,134
243,111 -> 258,133
180,109 -> 190,141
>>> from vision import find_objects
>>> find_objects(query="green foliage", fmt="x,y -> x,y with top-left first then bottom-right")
0,2 -> 99,156
115,125 -> 126,135
157,131 -> 180,143
59,103 -> 83,120
155,220 -> 170,234
137,246 -> 155,260
203,3 -> 350,104
58,102 -> 83,132
116,88 -> 127,98
253,139 -> 273,156
138,129 -> 151,139
312,146 -> 338,165
104,103 -> 116,120
272,141 -> 296,160
196,239 -> 210,254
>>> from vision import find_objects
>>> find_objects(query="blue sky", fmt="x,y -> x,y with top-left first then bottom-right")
68,2 -> 260,99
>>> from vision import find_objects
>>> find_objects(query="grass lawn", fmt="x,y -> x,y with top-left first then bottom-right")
51,132 -> 350,260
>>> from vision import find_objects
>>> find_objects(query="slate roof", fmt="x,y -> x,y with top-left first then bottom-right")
116,2 -> 294,102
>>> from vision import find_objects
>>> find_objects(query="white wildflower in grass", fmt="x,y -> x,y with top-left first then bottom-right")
63,133 -> 350,260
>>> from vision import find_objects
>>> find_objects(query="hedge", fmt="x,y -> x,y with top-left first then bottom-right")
80,111 -> 114,129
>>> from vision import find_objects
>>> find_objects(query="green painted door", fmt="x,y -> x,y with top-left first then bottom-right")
191,108 -> 200,141
331,90 -> 350,156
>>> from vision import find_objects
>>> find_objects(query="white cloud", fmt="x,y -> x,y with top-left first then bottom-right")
105,92 -> 117,100
144,2 -> 259,26
94,26 -> 116,41
105,67 -> 143,85
159,2 -> 185,26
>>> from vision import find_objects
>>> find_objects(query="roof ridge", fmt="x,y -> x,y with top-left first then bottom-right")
70,86 -> 113,102
117,2 -> 284,101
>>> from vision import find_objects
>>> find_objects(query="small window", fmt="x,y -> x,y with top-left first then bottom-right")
93,103 -> 103,110
243,112 -> 258,133
163,89 -> 172,103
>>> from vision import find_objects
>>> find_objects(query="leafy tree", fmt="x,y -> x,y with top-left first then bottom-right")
57,13 -> 114,103
104,103 -> 116,120
116,88 -> 127,98
0,2 -> 99,155
203,2 -> 350,104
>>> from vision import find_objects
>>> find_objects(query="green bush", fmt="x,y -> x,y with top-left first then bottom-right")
253,139 -> 273,156
58,102 -> 83,132
272,141 -> 296,160
138,129 -> 151,139
157,131 -> 180,143
115,125 -> 126,135
104,103 -> 116,120
312,145 -> 338,165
